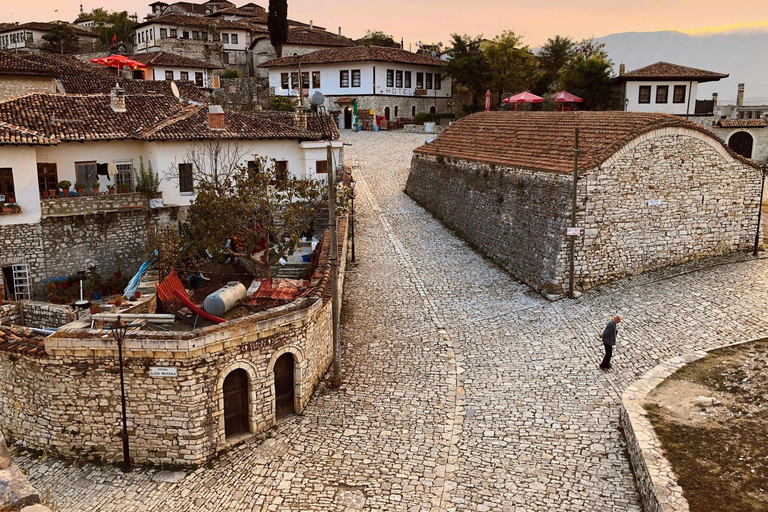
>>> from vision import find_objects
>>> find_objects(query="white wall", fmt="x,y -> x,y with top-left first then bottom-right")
149,66 -> 208,84
0,146 -> 41,226
269,61 -> 451,99
625,81 -> 699,115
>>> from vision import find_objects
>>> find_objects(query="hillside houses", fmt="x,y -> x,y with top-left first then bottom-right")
0,22 -> 100,54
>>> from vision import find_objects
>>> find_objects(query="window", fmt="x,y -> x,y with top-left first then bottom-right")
179,163 -> 193,193
0,168 -> 15,199
638,85 -> 651,104
221,33 -> 229,44
412,105 -> 416,117
394,106 -> 399,118
387,69 -> 394,87
192,31 -> 200,40
281,72 -> 289,89
275,160 -> 288,184
202,31 -> 208,41
425,73 -> 433,89
416,72 -> 423,89
340,70 -> 349,88
160,28 -> 168,38
170,28 -> 177,38
311,71 -> 321,88
246,160 -> 261,180
182,31 -> 189,39
351,69 -> 361,87
195,72 -> 203,87
655,85 -> 668,103
315,160 -> 329,174
231,33 -> 238,45
396,70 -> 403,88
673,85 -> 686,103
116,162 -> 134,193
404,71 -> 411,88
25,32 -> 32,42
37,163 -> 57,194
223,52 -> 230,65
180,71 -> 189,81
434,74 -> 441,90
301,71 -> 310,89
75,161 -> 97,194
165,70 -> 174,81
287,71 -> 296,89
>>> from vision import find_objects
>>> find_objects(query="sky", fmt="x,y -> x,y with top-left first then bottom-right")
2,0 -> 768,47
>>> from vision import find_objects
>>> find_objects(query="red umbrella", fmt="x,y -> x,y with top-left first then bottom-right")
90,55 -> 147,70
502,91 -> 543,104
554,91 -> 583,103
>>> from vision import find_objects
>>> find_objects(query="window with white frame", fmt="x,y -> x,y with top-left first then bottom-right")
116,162 -> 134,192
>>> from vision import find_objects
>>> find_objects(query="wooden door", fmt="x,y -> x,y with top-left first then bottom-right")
223,369 -> 249,437
274,354 -> 295,420
344,107 -> 352,129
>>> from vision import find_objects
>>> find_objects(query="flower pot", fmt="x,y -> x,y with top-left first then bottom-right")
76,187 -> 84,195
92,187 -> 100,195
90,306 -> 100,315
1,207 -> 11,213
108,189 -> 116,195
62,188 -> 70,196
42,190 -> 49,199
93,292 -> 102,300
87,293 -> 94,300
134,291 -> 142,299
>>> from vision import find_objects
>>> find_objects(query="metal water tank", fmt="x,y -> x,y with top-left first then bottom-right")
203,281 -> 247,317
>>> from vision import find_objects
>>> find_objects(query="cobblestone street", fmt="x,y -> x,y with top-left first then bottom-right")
16,131 -> 768,511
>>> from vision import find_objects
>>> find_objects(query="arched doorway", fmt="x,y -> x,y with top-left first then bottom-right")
429,106 -> 436,114
394,106 -> 399,118
411,105 -> 416,117
343,107 -> 352,129
384,106 -> 391,121
274,353 -> 295,420
223,369 -> 249,437
729,131 -> 754,158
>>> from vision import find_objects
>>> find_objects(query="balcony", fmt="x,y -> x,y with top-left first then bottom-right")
40,192 -> 156,219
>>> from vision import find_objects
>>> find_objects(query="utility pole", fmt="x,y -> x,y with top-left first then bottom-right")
327,143 -> 341,387
297,56 -> 303,107
568,128 -> 580,299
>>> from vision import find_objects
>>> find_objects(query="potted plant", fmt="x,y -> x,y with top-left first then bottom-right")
119,183 -> 130,194
42,190 -> 49,199
6,195 -> 14,203
107,184 -> 116,195
92,181 -> 101,195
10,203 -> 20,213
1,203 -> 11,213
58,180 -> 71,196
75,181 -> 86,195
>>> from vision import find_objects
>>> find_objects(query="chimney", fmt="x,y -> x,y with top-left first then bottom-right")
737,83 -> 745,108
712,92 -> 718,108
309,19 -> 313,30
294,105 -> 308,131
208,105 -> 225,130
619,63 -> 625,76
338,26 -> 342,36
110,84 -> 126,112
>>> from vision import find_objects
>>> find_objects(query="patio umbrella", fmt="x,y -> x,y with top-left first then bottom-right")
90,55 -> 147,70
502,91 -> 543,111
554,91 -> 583,103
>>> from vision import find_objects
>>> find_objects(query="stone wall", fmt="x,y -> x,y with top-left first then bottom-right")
406,129 -> 762,296
213,77 -> 269,111
0,304 -> 21,326
0,74 -> 57,101
406,154 -> 571,295
326,95 -> 454,117
19,302 -> 82,330
0,223 -> 45,297
0,430 -> 50,511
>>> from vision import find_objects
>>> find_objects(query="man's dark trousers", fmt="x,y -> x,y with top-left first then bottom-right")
600,344 -> 612,369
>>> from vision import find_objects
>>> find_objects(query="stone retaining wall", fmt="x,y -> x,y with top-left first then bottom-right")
0,430 -> 50,511
0,304 -> 21,326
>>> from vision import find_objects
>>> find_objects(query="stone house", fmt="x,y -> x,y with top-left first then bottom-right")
127,51 -> 223,87
406,111 -> 763,297
261,45 -> 452,130
0,22 -> 100,54
0,88 -> 340,299
0,50 -> 59,100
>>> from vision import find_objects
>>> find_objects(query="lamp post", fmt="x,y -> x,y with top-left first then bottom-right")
754,165 -> 767,256
349,178 -> 356,262
110,316 -> 132,472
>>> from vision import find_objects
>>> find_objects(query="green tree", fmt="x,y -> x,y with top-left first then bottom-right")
91,9 -> 134,45
532,35 -> 575,95
186,156 -> 325,277
355,30 -> 400,48
572,37 -> 610,61
268,0 -> 289,58
42,23 -> 80,54
559,55 -> 614,110
484,30 -> 536,102
445,34 -> 490,109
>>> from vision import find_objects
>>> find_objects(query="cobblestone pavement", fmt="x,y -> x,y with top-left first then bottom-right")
15,131 -> 768,511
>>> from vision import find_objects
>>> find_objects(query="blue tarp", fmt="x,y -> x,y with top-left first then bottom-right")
123,251 -> 157,298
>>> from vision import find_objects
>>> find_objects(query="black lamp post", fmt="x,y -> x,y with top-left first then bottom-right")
110,315 -> 132,472
754,165 -> 767,256
349,178 -> 356,262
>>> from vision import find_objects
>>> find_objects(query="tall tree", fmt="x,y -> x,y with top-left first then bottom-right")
268,0 -> 289,59
444,34 -> 490,109
91,9 -> 134,46
484,30 -> 536,102
356,30 -> 400,48
559,55 -> 614,110
532,35 -> 575,95
42,23 -> 80,54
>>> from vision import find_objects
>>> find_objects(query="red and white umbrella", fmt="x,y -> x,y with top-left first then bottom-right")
90,55 -> 147,70
502,91 -> 543,104
554,91 -> 583,103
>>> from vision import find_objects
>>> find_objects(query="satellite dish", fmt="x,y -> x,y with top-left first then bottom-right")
170,81 -> 180,99
308,91 -> 325,106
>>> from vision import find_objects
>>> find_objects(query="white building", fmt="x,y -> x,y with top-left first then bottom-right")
128,51 -> 222,87
0,22 -> 100,54
616,61 -> 728,116
262,45 -> 452,129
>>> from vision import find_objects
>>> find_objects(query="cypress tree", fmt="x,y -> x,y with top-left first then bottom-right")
268,0 -> 289,59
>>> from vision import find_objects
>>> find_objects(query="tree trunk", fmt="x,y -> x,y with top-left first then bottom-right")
275,43 -> 283,59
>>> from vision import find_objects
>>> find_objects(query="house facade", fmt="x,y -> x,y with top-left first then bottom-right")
406,111 -> 763,297
0,22 -> 100,54
616,62 -> 728,116
262,46 -> 452,129
0,89 -> 340,298
0,50 -> 59,100
128,51 -> 222,87
250,27 -> 354,78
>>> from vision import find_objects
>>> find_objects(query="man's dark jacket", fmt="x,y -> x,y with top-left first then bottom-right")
602,320 -> 617,346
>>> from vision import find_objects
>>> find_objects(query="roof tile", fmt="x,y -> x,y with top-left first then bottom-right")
262,45 -> 444,68
619,61 -> 728,83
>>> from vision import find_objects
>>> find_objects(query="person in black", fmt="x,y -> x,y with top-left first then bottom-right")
598,315 -> 622,370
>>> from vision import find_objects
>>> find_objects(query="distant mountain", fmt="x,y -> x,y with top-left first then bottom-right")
596,30 -> 768,105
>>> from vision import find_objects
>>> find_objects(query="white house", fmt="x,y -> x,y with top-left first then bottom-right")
128,51 -> 222,87
261,45 -> 452,129
616,61 -> 728,116
0,22 -> 100,53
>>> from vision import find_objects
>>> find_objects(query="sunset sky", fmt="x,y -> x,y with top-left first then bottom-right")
2,0 -> 768,46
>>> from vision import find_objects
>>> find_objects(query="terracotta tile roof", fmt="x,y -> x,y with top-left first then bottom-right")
127,51 -> 221,69
134,13 -> 250,30
0,22 -> 98,38
261,45 -> 445,68
0,50 -> 58,76
618,62 -> 728,83
0,121 -> 55,145
252,28 -> 354,47
0,325 -> 47,358
413,111 -> 760,173
718,119 -> 767,128
309,217 -> 347,302
121,80 -> 210,103
207,7 -> 267,19
334,97 -> 356,104
257,111 -> 339,140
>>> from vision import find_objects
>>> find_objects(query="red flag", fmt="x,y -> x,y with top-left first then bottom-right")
112,33 -> 117,44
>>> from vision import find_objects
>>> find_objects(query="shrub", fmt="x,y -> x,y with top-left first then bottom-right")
220,69 -> 242,79
136,156 -> 160,199
58,180 -> 71,189
269,95 -> 297,112
414,113 -> 438,125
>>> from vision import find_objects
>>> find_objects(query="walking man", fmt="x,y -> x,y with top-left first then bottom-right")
598,315 -> 621,370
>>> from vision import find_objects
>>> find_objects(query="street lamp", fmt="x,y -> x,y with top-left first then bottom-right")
109,315 -> 132,472
349,178 -> 356,262
754,165 -> 767,256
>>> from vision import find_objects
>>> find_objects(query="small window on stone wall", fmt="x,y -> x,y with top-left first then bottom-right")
179,163 -> 194,193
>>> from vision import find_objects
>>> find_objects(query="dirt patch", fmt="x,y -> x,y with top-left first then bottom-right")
643,340 -> 768,512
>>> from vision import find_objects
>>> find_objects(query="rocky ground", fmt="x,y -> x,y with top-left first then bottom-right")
13,130 -> 768,511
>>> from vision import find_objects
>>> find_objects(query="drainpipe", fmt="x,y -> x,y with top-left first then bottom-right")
685,80 -> 693,116
754,166 -> 767,256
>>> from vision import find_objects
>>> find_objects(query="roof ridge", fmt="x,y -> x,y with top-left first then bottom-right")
142,104 -> 203,136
